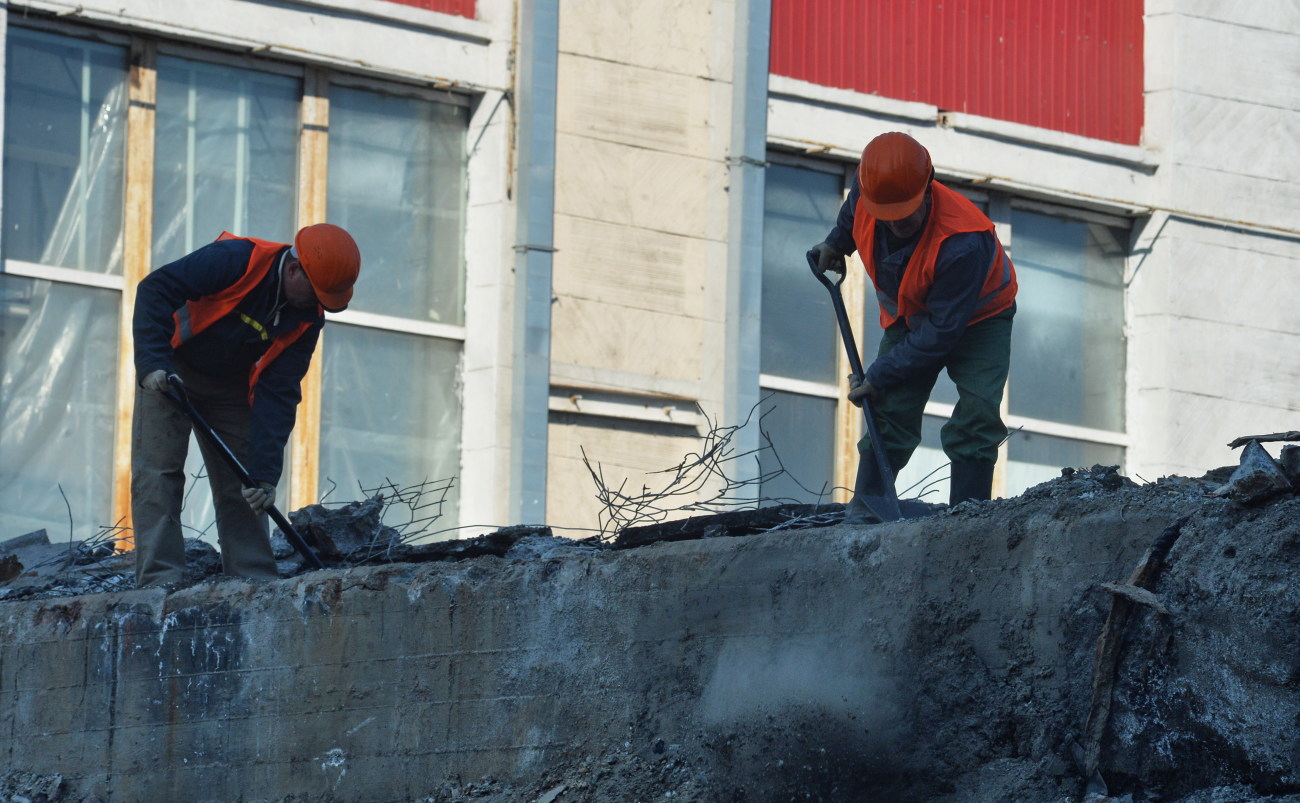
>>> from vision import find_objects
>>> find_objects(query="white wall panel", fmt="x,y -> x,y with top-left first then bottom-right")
555,53 -> 721,154
554,134 -> 727,241
557,0 -> 717,79
550,296 -> 704,384
1166,94 -> 1300,182
551,214 -> 707,319
1149,0 -> 1300,32
547,414 -> 704,535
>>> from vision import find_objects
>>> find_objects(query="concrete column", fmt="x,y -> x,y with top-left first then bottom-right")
510,0 -> 559,525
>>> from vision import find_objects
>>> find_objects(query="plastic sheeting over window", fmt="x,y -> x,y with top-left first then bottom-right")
320,326 -> 462,530
0,278 -> 119,539
0,29 -> 127,540
3,28 -> 126,273
327,86 -> 467,326
320,85 -> 467,534
152,56 -> 300,267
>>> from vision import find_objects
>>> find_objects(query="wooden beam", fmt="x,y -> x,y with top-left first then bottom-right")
112,39 -> 157,548
289,69 -> 330,510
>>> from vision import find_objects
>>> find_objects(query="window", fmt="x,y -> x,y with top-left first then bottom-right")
0,24 -> 471,542
319,84 -> 467,525
1004,206 -> 1128,491
1,28 -> 127,538
758,161 -> 848,503
760,153 -> 1130,504
152,55 -> 299,265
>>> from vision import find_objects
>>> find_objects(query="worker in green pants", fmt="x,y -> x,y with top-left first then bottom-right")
809,132 -> 1018,518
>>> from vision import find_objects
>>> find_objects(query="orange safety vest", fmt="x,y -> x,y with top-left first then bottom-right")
170,232 -> 319,403
854,180 -> 1017,330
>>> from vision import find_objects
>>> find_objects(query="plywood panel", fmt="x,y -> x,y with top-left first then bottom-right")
551,214 -> 706,318
113,39 -> 157,539
555,53 -> 721,154
553,134 -> 726,240
550,296 -> 704,383
289,71 -> 330,510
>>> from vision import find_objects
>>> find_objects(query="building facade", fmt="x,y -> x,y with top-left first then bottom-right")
0,0 -> 1295,542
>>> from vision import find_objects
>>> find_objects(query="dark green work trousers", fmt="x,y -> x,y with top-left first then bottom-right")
861,308 -> 1013,475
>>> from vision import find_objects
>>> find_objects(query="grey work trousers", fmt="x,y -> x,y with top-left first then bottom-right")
131,359 -> 279,587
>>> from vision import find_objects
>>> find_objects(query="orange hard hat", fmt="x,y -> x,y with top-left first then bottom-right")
858,132 -> 933,221
294,223 -> 360,312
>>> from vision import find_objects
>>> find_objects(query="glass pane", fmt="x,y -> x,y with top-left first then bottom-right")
152,56 -> 299,267
892,414 -> 950,505
760,164 -> 843,384
1008,210 -> 1127,431
1007,430 -> 1125,498
328,86 -> 467,325
3,28 -> 127,273
0,277 -> 118,538
319,327 -> 461,534
757,389 -> 836,505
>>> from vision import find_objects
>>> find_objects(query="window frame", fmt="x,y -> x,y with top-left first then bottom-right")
1,19 -> 475,534
759,151 -> 860,503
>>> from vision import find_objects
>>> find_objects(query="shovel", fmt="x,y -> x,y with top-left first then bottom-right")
807,250 -> 904,522
164,374 -> 325,570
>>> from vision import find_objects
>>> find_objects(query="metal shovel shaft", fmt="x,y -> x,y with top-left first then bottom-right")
164,375 -> 324,570
807,251 -> 903,522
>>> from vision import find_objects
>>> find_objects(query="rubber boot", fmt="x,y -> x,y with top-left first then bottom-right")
843,457 -> 889,525
949,461 -> 995,506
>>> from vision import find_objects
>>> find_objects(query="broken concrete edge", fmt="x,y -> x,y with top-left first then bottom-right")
4,448 -> 1295,604
1212,439 -> 1298,504
612,502 -> 849,549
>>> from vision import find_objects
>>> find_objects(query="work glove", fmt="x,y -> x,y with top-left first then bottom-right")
242,482 -> 276,515
141,369 -> 171,392
808,241 -> 845,276
847,373 -> 877,407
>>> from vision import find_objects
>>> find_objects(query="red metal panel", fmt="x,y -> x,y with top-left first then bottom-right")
770,0 -> 1143,145
377,0 -> 475,18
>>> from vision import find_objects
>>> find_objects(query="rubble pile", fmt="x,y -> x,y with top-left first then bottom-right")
0,497 -> 840,602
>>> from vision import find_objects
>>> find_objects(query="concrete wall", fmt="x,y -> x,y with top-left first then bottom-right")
0,492 -> 1187,801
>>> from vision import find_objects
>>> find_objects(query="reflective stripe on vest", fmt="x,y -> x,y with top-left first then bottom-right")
170,231 -> 321,403
854,181 -> 1018,330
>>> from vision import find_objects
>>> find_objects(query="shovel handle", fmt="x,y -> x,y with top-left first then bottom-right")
806,251 -> 902,520
807,250 -> 864,379
164,374 -> 324,570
